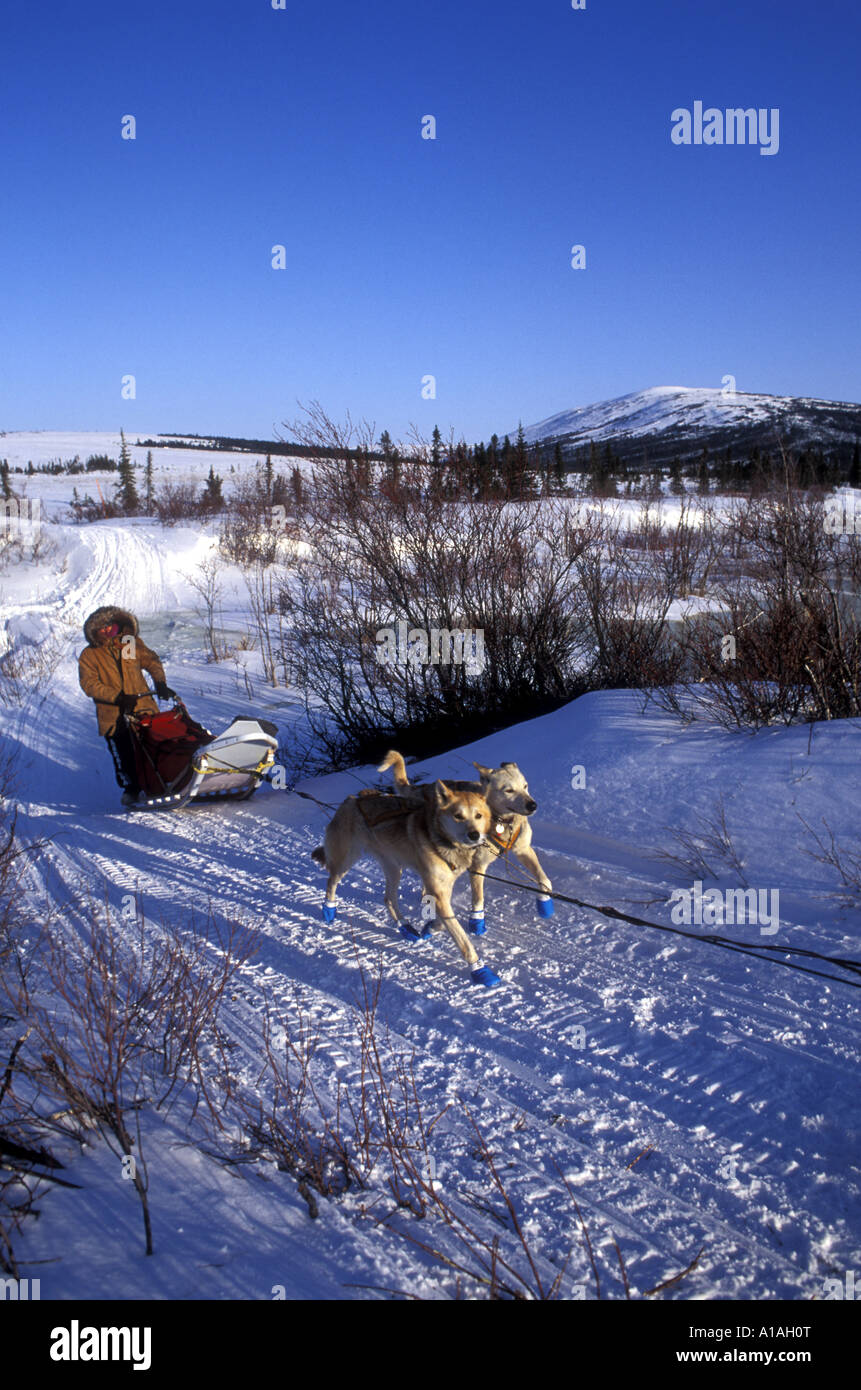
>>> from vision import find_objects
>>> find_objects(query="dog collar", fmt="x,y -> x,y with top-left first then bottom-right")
490,822 -> 522,852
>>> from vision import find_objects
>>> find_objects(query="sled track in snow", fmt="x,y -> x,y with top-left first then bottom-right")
30,786 -> 850,1299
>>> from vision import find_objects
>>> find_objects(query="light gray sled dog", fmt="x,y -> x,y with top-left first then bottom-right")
377,750 -> 554,931
311,780 -> 502,987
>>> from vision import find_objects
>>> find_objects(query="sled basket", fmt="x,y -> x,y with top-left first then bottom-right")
127,701 -> 278,811
131,702 -> 214,797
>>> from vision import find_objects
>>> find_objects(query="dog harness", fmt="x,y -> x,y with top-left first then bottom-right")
489,821 -> 522,854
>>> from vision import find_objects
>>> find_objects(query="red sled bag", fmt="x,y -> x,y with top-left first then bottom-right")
131,702 -> 213,797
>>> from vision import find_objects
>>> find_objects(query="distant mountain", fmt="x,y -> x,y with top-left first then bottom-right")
519,386 -> 861,469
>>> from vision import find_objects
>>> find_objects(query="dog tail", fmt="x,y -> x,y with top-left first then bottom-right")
311,845 -> 327,867
377,749 -> 411,791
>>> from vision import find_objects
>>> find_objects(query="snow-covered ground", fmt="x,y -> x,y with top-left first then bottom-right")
1,490 -> 859,1302
0,430 -> 304,524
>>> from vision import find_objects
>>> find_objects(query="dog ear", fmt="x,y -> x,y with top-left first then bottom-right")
433,779 -> 451,803
472,761 -> 493,781
500,761 -> 517,770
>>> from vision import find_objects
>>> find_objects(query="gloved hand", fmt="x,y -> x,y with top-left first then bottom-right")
154,682 -> 176,700
116,692 -> 140,713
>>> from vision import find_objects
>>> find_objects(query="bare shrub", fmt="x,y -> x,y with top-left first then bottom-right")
219,482 -> 280,566
272,406 -> 603,761
244,558 -> 283,686
68,490 -> 122,523
654,794 -> 748,885
5,896 -> 256,1255
152,481 -> 202,525
654,489 -> 861,728
236,962 -> 444,1218
383,1119 -> 704,1300
215,465 -> 300,684
218,464 -> 300,567
0,631 -> 69,708
797,814 -> 861,909
183,552 -> 230,662
616,499 -> 722,598
0,495 -> 56,567
0,744 -> 56,1275
575,544 -> 681,691
0,741 -> 48,997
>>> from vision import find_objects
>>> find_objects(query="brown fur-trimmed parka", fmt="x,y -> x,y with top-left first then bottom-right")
78,606 -> 166,737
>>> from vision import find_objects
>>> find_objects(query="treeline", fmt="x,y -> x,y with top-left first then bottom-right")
370,424 -> 569,500
565,437 -> 861,497
1,454 -> 117,479
33,424 -> 860,508
136,433 -> 385,462
134,426 -> 568,496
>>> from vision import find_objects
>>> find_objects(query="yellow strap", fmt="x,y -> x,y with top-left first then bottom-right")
197,755 -> 272,777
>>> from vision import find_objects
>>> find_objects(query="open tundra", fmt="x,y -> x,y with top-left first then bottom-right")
0,490 -> 859,1299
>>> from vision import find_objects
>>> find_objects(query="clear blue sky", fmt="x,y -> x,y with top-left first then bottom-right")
1,0 -> 858,443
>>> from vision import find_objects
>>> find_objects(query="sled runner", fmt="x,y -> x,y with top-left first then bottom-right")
126,699 -> 278,810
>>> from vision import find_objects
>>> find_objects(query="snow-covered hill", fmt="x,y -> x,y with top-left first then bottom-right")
518,386 -> 861,466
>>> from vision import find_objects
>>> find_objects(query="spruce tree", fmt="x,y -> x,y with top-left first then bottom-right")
601,451 -> 619,497
553,442 -> 566,494
500,434 -> 513,495
260,453 -> 274,503
431,425 -> 442,468
504,423 -> 527,497
115,430 -> 139,513
588,440 -> 597,485
697,448 -> 710,494
471,441 -> 488,498
144,450 -> 155,515
486,434 -> 499,487
201,464 -> 224,512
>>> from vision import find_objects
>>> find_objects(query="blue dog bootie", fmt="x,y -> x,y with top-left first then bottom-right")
399,921 -> 432,942
468,911 -> 487,937
321,902 -> 337,923
470,962 -> 500,988
536,894 -> 554,919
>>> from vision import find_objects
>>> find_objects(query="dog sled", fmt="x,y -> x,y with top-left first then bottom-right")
125,698 -> 278,811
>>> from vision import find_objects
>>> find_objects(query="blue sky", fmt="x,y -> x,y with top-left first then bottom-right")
1,0 -> 858,442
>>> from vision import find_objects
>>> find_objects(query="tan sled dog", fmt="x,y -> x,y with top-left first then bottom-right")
311,781 -> 502,987
378,751 -> 554,928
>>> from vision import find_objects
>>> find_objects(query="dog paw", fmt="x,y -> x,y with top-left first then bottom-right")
468,913 -> 487,937
321,903 -> 337,923
536,895 -> 554,918
399,922 -> 431,942
470,965 -> 500,988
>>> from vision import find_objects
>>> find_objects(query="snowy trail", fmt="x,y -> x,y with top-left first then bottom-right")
3,520 -> 859,1299
21,775 -> 857,1297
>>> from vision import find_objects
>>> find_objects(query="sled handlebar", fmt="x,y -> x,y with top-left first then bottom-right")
123,692 -> 185,725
